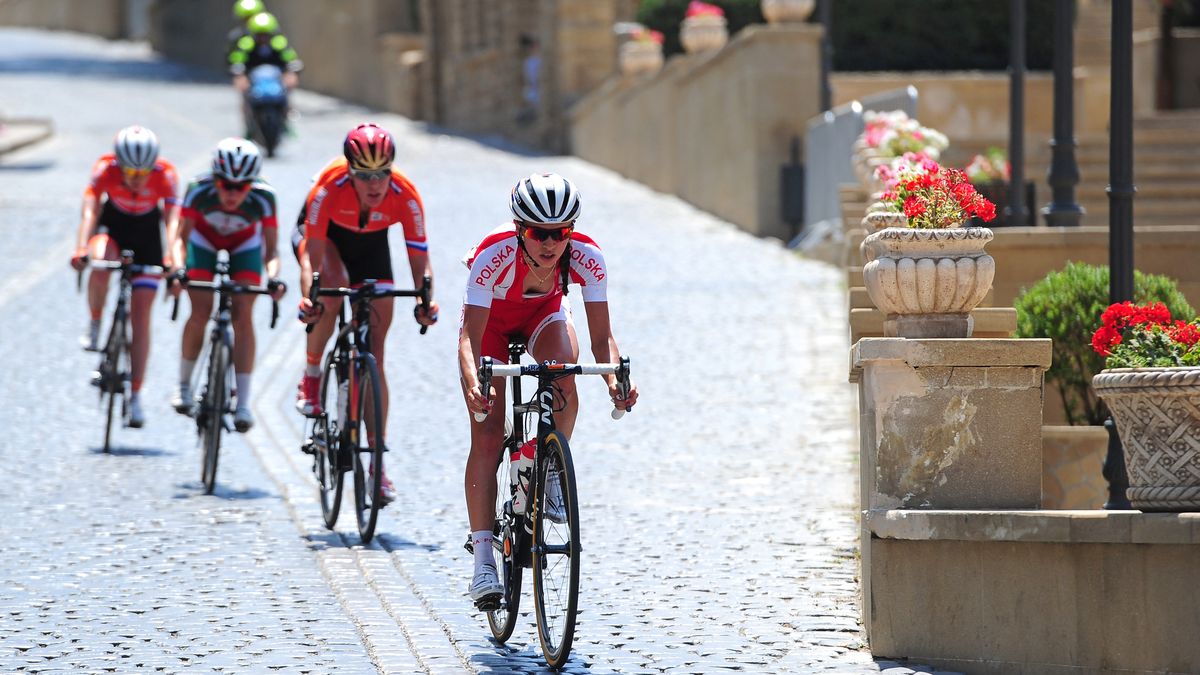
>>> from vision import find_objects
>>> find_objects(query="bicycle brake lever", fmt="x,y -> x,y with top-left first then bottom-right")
171,295 -> 180,322
270,299 -> 279,329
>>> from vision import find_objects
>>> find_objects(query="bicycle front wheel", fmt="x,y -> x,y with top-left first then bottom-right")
487,436 -> 523,642
351,353 -> 386,543
531,430 -> 581,669
315,350 -> 346,529
100,317 -> 126,453
200,339 -> 230,495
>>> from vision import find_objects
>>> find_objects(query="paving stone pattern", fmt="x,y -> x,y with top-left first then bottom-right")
0,29 -> 956,675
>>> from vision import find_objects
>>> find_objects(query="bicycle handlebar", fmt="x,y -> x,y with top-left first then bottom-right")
88,259 -> 165,276
170,277 -> 280,328
473,356 -> 633,422
305,272 -> 432,335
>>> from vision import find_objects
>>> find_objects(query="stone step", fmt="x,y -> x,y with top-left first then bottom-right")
849,306 -> 1016,344
849,285 -> 998,311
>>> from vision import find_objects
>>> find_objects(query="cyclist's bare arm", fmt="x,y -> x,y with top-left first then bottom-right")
168,213 -> 195,270
263,226 -> 281,280
162,201 -> 181,265
299,236 -> 325,299
72,194 -> 102,267
583,300 -> 638,411
459,304 -> 493,415
405,248 -> 438,325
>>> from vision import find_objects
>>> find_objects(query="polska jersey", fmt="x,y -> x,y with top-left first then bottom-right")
84,154 -> 180,216
463,223 -> 607,308
181,176 -> 278,250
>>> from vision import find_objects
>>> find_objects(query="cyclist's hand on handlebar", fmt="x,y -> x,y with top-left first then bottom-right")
165,269 -> 187,297
414,299 -> 439,327
466,382 -> 494,418
70,249 -> 88,271
297,297 -> 323,324
267,278 -> 287,301
610,379 -> 638,412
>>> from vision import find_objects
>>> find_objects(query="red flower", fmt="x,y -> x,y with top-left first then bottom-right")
902,196 -> 926,218
1170,321 -> 1200,347
1091,325 -> 1122,357
686,1 -> 724,17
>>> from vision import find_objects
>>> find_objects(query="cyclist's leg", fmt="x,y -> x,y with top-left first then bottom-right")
181,239 -> 218,386
297,241 -> 347,415
366,295 -> 394,439
129,285 -> 157,395
528,307 -> 581,438
464,375 -> 509,532
229,244 -> 264,412
85,233 -> 119,321
123,208 -> 165,402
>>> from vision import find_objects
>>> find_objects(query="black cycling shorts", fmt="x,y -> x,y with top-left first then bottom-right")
99,201 -> 164,267
293,204 -> 394,286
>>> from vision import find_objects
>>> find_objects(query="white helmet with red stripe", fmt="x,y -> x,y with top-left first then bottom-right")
212,137 -> 263,181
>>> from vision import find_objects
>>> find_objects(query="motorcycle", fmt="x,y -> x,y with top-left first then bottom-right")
245,64 -> 288,157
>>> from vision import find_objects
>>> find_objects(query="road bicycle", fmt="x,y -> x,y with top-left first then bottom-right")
85,250 -> 164,453
302,272 -> 430,544
471,340 -> 631,668
171,252 -> 279,495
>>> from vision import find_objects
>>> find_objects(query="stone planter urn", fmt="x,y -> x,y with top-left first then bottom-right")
1092,367 -> 1200,511
680,15 -> 728,53
618,40 -> 664,77
860,226 -> 996,338
762,0 -> 816,23
861,210 -> 907,231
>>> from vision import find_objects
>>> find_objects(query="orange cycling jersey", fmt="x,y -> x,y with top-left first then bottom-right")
302,157 -> 427,252
84,154 -> 180,216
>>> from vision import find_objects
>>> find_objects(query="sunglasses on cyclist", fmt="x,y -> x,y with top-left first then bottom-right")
350,168 -> 392,182
121,166 -> 153,179
217,178 -> 253,192
520,224 -> 574,243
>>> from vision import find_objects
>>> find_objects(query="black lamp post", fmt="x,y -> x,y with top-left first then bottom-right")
1043,0 -> 1084,227
819,0 -> 832,112
1104,0 -> 1136,510
1008,0 -> 1027,227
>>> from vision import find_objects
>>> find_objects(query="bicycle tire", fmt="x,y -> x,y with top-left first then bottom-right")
351,352 -> 385,543
316,349 -> 346,529
101,313 -> 126,453
200,338 -> 229,495
531,430 -> 581,668
487,436 -> 523,642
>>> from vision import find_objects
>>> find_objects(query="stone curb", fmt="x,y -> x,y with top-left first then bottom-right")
0,117 -> 54,157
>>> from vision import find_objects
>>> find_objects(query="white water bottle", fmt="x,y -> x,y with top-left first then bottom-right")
337,380 -> 349,421
510,439 -> 536,514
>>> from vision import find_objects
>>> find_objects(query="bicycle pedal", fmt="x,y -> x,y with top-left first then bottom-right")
474,594 -> 501,612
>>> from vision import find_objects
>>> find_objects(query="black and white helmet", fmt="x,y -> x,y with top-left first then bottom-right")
113,125 -> 159,170
211,137 -> 263,181
509,172 -> 581,225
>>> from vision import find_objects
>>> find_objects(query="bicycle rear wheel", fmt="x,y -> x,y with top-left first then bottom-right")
531,430 -> 581,668
351,353 -> 385,543
315,350 -> 346,529
200,339 -> 230,495
487,436 -> 523,642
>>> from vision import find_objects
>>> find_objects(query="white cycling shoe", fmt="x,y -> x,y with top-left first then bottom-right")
128,396 -> 145,429
171,384 -> 194,415
469,563 -> 503,607
234,406 -> 255,433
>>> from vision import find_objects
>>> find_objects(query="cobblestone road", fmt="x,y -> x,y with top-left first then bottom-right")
0,29 -> 954,674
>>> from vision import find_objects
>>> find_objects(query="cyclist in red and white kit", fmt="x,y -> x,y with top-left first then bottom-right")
458,172 -> 638,605
70,126 -> 180,428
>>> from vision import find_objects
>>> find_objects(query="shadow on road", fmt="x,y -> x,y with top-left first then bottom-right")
0,160 -> 55,171
376,531 -> 440,553
90,445 -> 173,457
0,56 -> 224,84
171,482 -> 274,500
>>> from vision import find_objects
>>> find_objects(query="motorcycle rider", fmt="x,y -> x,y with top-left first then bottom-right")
229,12 -> 302,138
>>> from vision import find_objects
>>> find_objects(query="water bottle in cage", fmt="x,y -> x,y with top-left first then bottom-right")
337,379 -> 349,422
510,438 -> 536,514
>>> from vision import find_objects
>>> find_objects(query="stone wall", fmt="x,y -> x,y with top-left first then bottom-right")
0,0 -> 126,39
571,25 -> 823,241
1173,29 -> 1200,109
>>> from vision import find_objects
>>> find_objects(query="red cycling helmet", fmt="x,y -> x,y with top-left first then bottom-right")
343,123 -> 395,172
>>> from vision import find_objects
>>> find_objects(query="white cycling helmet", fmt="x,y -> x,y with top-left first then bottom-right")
510,172 -> 581,225
211,137 -> 263,181
114,125 -> 159,170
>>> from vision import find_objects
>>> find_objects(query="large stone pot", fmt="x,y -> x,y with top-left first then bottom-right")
680,15 -> 728,53
860,227 -> 995,338
762,0 -> 816,23
618,40 -> 664,77
1093,367 -> 1200,511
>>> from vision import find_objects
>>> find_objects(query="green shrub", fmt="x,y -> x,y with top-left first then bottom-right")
1014,262 -> 1195,426
637,0 -> 763,56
